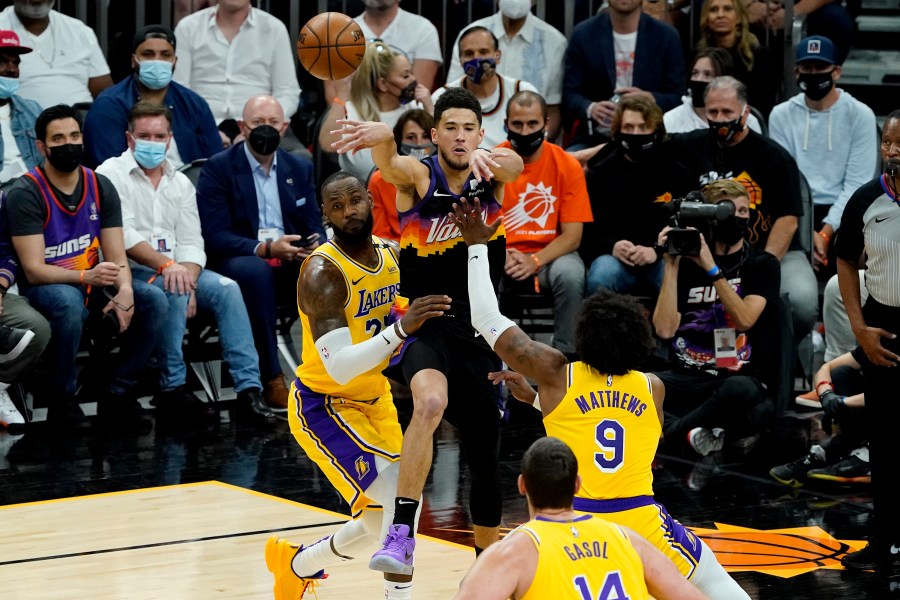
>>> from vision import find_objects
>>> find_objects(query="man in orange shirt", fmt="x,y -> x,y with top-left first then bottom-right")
498,91 -> 593,356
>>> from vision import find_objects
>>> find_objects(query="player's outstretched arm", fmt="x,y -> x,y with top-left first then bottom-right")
298,255 -> 450,385
330,119 -> 425,188
625,527 -> 710,600
449,198 -> 568,401
453,532 -> 536,600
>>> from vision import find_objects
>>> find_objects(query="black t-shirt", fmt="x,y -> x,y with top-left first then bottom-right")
669,129 -> 803,251
581,143 -> 693,263
5,168 -> 122,236
671,244 -> 781,377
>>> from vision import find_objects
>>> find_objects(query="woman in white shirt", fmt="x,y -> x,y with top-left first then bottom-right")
664,47 -> 761,135
319,40 -> 432,183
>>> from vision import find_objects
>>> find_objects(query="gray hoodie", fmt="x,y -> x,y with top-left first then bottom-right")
769,89 -> 877,230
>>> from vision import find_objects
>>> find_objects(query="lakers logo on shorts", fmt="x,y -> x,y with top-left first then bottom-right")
355,456 -> 371,480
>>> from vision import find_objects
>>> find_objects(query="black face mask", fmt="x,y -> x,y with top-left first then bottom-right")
332,211 -> 374,246
617,132 -> 656,161
798,70 -> 835,102
45,143 -> 83,173
708,116 -> 745,145
689,80 -> 708,108
247,125 -> 281,156
713,216 -> 749,246
508,128 -> 544,157
398,80 -> 417,105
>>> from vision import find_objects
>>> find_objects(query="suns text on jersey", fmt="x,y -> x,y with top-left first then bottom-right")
574,390 -> 647,417
353,283 -> 401,318
44,234 -> 92,259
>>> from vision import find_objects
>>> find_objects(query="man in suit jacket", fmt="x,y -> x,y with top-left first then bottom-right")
197,95 -> 325,412
563,0 -> 684,147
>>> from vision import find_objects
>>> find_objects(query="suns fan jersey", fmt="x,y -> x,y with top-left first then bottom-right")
296,236 -> 400,399
516,514 -> 648,600
544,363 -> 660,500
25,166 -> 101,271
397,155 -> 505,315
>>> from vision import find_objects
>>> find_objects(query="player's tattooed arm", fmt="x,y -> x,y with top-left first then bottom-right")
493,327 -> 568,412
297,255 -> 350,339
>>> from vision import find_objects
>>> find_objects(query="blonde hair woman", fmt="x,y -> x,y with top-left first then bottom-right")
698,0 -> 776,115
320,41 -> 433,183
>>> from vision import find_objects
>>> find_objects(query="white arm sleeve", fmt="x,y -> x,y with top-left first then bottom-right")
468,244 -> 517,349
315,324 -> 403,386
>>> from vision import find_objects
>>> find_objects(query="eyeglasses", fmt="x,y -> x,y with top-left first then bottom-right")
103,286 -> 134,312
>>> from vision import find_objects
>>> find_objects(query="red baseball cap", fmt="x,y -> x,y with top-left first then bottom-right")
0,30 -> 33,54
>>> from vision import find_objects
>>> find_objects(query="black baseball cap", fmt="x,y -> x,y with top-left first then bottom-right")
133,25 -> 176,52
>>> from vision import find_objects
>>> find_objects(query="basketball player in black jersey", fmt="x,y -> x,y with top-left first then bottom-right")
333,87 -> 524,574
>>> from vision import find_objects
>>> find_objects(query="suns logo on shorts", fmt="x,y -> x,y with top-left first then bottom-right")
355,456 -> 370,480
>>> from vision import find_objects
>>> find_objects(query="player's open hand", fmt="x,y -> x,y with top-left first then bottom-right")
331,119 -> 394,155
448,198 -> 501,246
857,326 -> 899,367
488,370 -> 537,404
469,148 -> 505,183
400,294 -> 452,334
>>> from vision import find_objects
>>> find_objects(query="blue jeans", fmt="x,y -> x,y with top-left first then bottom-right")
131,266 -> 261,393
23,281 -> 168,397
208,256 -> 301,382
587,254 -> 663,296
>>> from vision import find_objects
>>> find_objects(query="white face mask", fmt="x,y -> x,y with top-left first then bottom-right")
15,1 -> 53,20
499,0 -> 532,19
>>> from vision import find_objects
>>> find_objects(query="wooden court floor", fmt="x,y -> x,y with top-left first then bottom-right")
0,481 -> 474,599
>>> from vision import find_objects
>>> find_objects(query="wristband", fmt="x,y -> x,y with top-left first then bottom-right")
815,380 -> 833,393
148,260 -> 176,284
706,265 -> 721,277
265,240 -> 273,259
80,269 -> 86,285
817,230 -> 830,244
394,320 -> 408,340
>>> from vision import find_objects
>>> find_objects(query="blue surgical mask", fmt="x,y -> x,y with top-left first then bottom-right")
462,57 -> 496,85
0,75 -> 20,99
137,60 -> 174,90
132,139 -> 168,168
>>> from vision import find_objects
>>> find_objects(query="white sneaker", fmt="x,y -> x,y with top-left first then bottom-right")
0,388 -> 25,428
0,430 -> 24,470
687,427 -> 725,456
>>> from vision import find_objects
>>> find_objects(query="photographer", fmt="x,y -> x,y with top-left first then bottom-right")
652,179 -> 781,455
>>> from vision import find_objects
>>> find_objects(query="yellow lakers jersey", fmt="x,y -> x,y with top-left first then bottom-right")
296,236 -> 400,399
517,514 -> 648,600
544,362 -> 660,500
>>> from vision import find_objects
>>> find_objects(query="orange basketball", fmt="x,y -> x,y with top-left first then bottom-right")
297,12 -> 366,81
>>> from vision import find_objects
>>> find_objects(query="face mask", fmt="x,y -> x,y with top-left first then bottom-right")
499,0 -> 532,19
397,80 -> 417,105
45,143 -> 83,173
617,132 -> 656,161
688,80 -> 708,108
247,124 -> 281,155
798,70 -> 835,102
400,141 -> 436,161
508,128 -> 544,157
15,1 -> 52,20
708,114 -> 745,145
0,75 -> 20,100
137,60 -> 174,90
714,216 -> 749,246
463,57 -> 496,85
133,139 -> 167,169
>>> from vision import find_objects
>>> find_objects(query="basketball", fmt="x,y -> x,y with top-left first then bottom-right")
297,12 -> 366,81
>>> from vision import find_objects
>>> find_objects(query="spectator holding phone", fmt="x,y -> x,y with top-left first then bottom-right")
5,104 -> 167,427
97,101 -> 270,422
